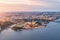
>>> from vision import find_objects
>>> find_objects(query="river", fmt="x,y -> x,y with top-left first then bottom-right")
0,19 -> 60,40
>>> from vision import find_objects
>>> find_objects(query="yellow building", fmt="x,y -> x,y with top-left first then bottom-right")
31,19 -> 35,25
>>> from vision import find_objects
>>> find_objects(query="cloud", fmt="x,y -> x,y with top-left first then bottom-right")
0,0 -> 49,7
0,3 -> 32,12
0,0 -> 60,12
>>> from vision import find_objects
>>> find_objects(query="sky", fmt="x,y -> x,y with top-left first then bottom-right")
0,0 -> 60,12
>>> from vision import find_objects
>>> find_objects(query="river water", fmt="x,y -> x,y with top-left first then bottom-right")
0,19 -> 60,40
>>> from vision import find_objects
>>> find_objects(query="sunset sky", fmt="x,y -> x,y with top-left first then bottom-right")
0,0 -> 60,12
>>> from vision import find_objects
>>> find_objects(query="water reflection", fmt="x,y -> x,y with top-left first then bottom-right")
13,19 -> 59,31
0,19 -> 60,32
0,19 -> 60,40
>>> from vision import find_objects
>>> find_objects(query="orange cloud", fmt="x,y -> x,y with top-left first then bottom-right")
0,3 -> 32,12
0,0 -> 51,12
